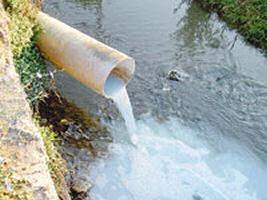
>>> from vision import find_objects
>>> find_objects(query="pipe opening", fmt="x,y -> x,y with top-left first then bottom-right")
104,74 -> 125,98
104,58 -> 135,97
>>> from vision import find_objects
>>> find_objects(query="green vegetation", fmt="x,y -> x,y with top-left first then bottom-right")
39,126 -> 68,197
196,0 -> 267,52
14,43 -> 51,107
3,0 -> 68,198
0,162 -> 33,200
5,0 -> 49,106
4,0 -> 41,57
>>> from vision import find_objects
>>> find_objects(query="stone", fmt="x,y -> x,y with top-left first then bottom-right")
167,69 -> 189,82
71,178 -> 92,194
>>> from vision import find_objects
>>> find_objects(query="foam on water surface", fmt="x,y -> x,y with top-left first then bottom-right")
96,75 -> 267,200
88,118 -> 267,200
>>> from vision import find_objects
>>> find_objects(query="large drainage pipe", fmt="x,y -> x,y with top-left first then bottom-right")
37,12 -> 135,97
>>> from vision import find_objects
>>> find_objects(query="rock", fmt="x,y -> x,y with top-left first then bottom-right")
71,178 -> 92,194
167,69 -> 189,82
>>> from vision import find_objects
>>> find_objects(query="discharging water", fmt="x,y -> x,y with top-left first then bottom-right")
104,75 -> 136,136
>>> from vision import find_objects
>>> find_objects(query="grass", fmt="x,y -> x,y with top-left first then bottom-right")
4,0 -> 41,57
2,0 -> 68,198
14,42 -> 51,107
196,0 -> 267,53
39,126 -> 68,198
5,0 -> 50,106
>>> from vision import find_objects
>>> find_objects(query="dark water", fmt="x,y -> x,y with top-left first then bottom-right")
43,0 -> 267,199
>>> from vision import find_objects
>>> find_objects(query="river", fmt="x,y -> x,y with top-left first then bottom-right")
43,0 -> 267,199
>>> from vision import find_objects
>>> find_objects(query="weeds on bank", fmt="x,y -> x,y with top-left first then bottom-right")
4,0 -> 41,57
14,43 -> 51,107
4,0 -> 49,106
39,126 -> 68,196
197,0 -> 267,53
3,0 -> 67,197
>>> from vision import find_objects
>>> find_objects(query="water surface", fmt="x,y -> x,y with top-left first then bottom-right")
89,118 -> 267,200
43,0 -> 267,199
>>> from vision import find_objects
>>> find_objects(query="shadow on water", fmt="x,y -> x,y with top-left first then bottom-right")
172,0 -> 216,50
73,0 -> 106,42
37,90 -> 112,154
74,0 -> 102,7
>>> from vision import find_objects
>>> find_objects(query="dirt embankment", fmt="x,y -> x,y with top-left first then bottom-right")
0,1 -> 59,199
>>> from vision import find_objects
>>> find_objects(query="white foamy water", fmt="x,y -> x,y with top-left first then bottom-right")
88,117 -> 267,200
102,75 -> 267,200
105,75 -> 136,135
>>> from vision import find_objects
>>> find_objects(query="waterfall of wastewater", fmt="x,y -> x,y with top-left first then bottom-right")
104,74 -> 137,137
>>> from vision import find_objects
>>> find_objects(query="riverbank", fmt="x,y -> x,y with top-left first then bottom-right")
1,1 -> 108,199
0,1 -> 60,199
196,0 -> 267,53
0,0 -> 72,199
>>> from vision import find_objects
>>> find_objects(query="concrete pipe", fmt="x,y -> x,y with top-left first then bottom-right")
37,12 -> 135,97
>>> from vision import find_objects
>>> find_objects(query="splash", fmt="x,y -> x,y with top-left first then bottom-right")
102,75 -> 266,200
88,117 -> 267,200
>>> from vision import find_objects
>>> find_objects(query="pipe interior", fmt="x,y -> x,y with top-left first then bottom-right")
104,72 -> 125,98
104,59 -> 134,97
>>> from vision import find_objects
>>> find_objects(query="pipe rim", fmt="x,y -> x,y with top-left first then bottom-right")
103,57 -> 135,97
